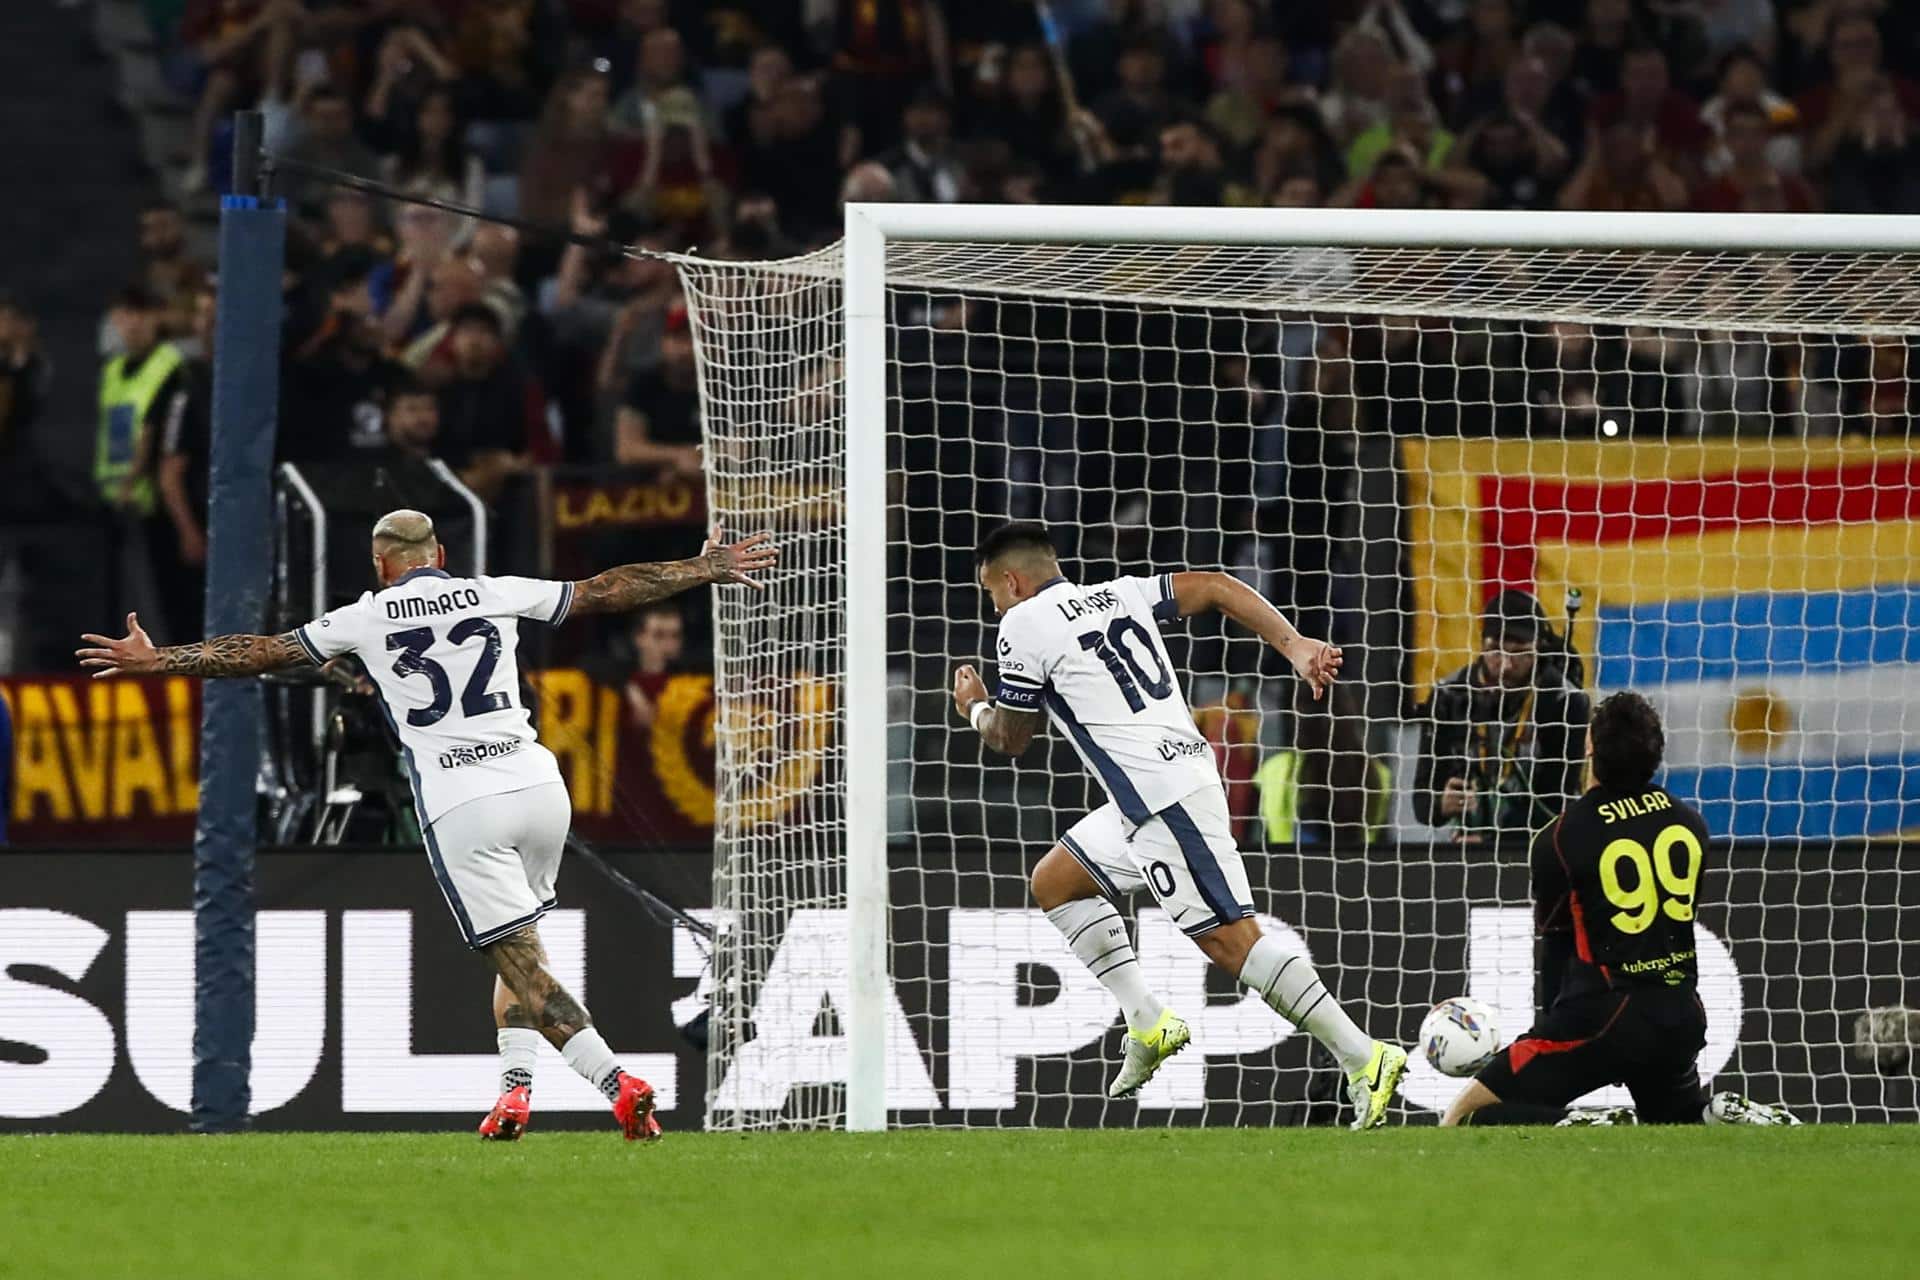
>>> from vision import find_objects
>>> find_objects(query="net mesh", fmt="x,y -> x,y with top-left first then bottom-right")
680,233 -> 1920,1131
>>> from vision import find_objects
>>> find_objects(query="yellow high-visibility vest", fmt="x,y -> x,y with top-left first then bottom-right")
96,342 -> 183,516
1256,751 -> 1393,844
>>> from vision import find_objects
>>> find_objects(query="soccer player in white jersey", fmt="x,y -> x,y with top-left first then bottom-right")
953,523 -> 1408,1129
78,509 -> 777,1142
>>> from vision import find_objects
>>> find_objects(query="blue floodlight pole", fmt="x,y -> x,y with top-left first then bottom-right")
193,110 -> 283,1133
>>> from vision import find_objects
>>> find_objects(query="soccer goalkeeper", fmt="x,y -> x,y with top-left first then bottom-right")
1442,691 -> 1796,1127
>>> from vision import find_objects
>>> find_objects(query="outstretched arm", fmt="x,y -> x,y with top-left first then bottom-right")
953,664 -> 1040,757
568,524 -> 778,616
1169,570 -> 1342,698
77,613 -> 312,679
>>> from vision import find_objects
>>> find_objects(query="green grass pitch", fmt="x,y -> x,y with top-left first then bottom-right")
2,1127 -> 1916,1279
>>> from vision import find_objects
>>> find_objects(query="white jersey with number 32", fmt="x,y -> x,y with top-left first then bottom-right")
295,567 -> 574,823
992,574 -> 1218,826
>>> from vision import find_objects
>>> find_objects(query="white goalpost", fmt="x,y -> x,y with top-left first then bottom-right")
678,205 -> 1920,1132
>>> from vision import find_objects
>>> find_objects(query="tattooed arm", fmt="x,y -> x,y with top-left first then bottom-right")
568,524 -> 780,616
77,612 -> 314,679
952,663 -> 1041,757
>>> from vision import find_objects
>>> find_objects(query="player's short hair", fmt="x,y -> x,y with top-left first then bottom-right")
974,522 -> 1058,571
1590,691 -> 1664,791
371,509 -> 439,562
388,371 -> 435,405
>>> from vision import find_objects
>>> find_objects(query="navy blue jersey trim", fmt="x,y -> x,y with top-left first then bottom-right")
393,566 -> 452,586
293,625 -> 325,665
1060,833 -> 1125,902
1153,573 -> 1180,623
370,688 -> 478,943
1160,802 -> 1245,926
1044,685 -> 1150,824
548,579 -> 575,626
468,901 -> 554,949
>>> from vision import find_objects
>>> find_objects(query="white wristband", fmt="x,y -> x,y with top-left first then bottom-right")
969,700 -> 992,733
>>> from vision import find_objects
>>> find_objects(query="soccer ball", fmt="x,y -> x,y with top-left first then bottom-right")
1420,996 -> 1502,1078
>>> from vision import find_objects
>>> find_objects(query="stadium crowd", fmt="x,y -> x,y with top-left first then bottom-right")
5,0 -> 1920,840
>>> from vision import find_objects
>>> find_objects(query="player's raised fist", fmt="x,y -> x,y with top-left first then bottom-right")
701,524 -> 780,589
76,612 -> 159,679
952,663 -> 988,716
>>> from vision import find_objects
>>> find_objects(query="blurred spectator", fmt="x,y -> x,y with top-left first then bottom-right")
316,188 -> 395,270
361,24 -> 460,158
401,255 -> 489,379
610,26 -> 696,134
470,224 -> 527,336
375,206 -> 466,351
620,90 -> 732,238
1569,0 -> 1638,97
1800,13 -> 1920,172
372,374 -> 443,463
1694,101 -> 1819,211
96,286 -> 186,521
614,301 -> 701,477
1347,65 -> 1455,179
136,202 -> 211,350
979,44 -> 1087,175
1414,589 -> 1589,843
840,160 -> 899,206
738,76 -> 844,242
831,0 -> 952,157
1587,45 -> 1709,173
1093,37 -> 1190,157
1153,119 -> 1246,206
1250,104 -> 1340,199
1701,45 -> 1803,177
520,70 -> 615,231
1499,44 -> 1585,149
1196,0 -> 1263,97
380,84 -> 486,211
619,601 -> 687,729
1319,24 -> 1396,146
179,0 -> 303,191
1827,77 -> 1920,213
1255,683 -> 1392,847
1207,34 -> 1310,158
1557,119 -> 1689,209
281,251 -> 401,462
1698,0 -> 1778,68
593,0 -> 672,99
436,302 -> 554,499
725,43 -> 795,143
878,88 -> 964,203
155,286 -> 217,642
0,294 -> 49,483
279,86 -> 383,222
452,0 -> 565,124
1435,0 -> 1525,126
1451,109 -> 1568,208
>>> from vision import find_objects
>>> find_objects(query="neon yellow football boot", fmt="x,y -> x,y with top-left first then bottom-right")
1108,1009 -> 1192,1099
1346,1041 -> 1408,1130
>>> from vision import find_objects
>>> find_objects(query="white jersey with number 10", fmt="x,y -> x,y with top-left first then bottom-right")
295,566 -> 572,824
993,574 -> 1219,826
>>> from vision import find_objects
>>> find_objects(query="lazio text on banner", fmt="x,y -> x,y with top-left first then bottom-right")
1405,438 -> 1920,840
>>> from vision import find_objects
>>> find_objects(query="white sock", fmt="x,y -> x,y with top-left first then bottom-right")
559,1027 -> 624,1101
1239,934 -> 1374,1075
497,1027 -> 542,1094
1045,898 -> 1166,1033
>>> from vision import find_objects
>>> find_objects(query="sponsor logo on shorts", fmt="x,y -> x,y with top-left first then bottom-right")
1157,738 -> 1208,761
437,739 -> 525,769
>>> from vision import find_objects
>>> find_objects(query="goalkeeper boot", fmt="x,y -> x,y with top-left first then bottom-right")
1108,1010 -> 1192,1099
612,1072 -> 663,1142
478,1085 -> 532,1141
1557,1106 -> 1638,1126
1707,1091 -> 1802,1126
1346,1042 -> 1409,1131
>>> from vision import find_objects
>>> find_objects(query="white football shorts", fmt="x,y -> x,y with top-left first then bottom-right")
1058,783 -> 1255,937
423,781 -> 572,947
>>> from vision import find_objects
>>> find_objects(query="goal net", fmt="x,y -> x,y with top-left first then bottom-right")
678,209 -> 1920,1131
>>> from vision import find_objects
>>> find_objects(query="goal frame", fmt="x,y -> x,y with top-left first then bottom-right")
838,203 -> 1920,1132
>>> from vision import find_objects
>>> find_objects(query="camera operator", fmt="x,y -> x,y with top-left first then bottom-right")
1415,589 -> 1589,844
